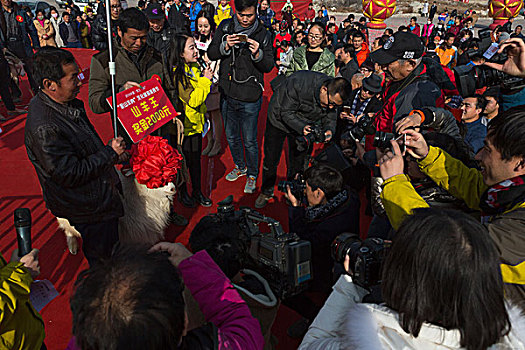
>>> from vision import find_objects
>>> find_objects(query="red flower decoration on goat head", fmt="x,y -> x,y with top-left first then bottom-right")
130,135 -> 183,189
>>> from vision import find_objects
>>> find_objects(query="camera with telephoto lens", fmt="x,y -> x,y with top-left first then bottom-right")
296,125 -> 327,152
340,113 -> 376,144
278,174 -> 306,201
331,233 -> 391,289
212,196 -> 313,299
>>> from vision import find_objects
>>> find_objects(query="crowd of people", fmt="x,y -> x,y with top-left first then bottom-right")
1,0 -> 525,348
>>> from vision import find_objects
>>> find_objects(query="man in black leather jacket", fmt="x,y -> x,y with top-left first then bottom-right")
25,47 -> 127,266
255,71 -> 351,208
91,0 -> 121,51
145,3 -> 177,63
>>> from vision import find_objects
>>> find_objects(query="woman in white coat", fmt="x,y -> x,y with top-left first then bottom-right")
299,208 -> 525,350
49,7 -> 64,48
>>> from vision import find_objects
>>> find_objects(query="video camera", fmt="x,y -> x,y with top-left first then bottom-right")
453,30 -> 525,96
213,196 -> 313,299
331,233 -> 391,289
296,125 -> 327,152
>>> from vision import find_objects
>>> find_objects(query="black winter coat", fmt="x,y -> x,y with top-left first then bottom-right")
91,14 -> 117,51
267,71 -> 337,135
24,92 -> 124,224
59,22 -> 79,44
207,19 -> 274,102
289,189 -> 360,292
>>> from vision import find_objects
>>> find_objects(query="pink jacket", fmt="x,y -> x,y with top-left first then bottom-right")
66,251 -> 264,350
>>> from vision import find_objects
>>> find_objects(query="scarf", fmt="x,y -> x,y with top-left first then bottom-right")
233,14 -> 259,37
305,190 -> 348,221
350,90 -> 370,117
479,175 -> 525,220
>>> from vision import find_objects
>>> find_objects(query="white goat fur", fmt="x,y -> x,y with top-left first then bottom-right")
57,171 -> 175,255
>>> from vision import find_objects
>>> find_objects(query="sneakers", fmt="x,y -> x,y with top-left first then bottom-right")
244,176 -> 257,194
225,166 -> 247,182
255,192 -> 273,209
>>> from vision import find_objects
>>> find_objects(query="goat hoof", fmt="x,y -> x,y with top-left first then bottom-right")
67,236 -> 78,255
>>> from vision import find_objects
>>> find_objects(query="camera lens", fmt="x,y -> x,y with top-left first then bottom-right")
331,233 -> 361,263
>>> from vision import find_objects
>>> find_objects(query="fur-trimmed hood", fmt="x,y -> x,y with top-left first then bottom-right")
343,303 -> 525,349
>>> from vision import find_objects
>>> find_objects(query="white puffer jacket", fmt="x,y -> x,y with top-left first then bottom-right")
299,275 -> 525,350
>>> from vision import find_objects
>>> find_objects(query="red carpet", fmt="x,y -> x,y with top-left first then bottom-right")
0,49 -> 369,350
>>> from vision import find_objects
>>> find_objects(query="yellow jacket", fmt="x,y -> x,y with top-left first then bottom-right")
0,253 -> 45,350
176,63 -> 211,136
381,146 -> 525,307
214,4 -> 232,26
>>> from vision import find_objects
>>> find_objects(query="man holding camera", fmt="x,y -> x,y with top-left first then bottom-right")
255,71 -> 351,208
368,31 -> 442,151
207,0 -> 274,194
25,47 -> 126,266
379,107 -> 525,311
283,164 -> 360,337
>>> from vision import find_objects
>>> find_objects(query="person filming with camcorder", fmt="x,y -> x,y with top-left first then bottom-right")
280,164 -> 360,338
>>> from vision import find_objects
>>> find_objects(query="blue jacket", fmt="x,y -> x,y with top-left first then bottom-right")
464,117 -> 487,154
0,3 -> 40,56
189,0 -> 203,32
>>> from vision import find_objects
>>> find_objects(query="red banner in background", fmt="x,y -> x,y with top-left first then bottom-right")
106,75 -> 180,143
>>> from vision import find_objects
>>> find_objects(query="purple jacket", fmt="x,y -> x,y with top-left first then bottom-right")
66,251 -> 264,350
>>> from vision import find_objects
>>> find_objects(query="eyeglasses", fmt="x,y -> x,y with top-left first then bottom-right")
110,5 -> 122,9
362,88 -> 374,94
308,34 -> 323,40
326,90 -> 343,108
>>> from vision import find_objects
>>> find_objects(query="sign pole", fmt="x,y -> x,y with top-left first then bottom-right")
105,0 -> 118,139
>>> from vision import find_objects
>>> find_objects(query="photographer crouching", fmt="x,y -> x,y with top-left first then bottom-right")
282,164 -> 360,338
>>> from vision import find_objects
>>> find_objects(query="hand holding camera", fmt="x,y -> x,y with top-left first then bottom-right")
484,38 -> 525,78
225,34 -> 241,50
403,129 -> 429,160
378,140 -> 405,181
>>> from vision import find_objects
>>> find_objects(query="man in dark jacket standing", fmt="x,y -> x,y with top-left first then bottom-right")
59,12 -> 81,48
0,0 -> 40,94
91,0 -> 121,51
145,3 -> 177,63
207,0 -> 274,195
255,71 -> 351,208
25,47 -> 126,266
335,43 -> 358,83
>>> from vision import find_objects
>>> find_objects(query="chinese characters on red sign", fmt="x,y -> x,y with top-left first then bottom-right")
106,75 -> 180,143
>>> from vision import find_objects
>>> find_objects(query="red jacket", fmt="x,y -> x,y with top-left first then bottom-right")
355,42 -> 370,66
410,23 -> 421,36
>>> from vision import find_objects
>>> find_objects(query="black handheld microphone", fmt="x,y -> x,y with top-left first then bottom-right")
14,208 -> 32,257
197,57 -> 207,71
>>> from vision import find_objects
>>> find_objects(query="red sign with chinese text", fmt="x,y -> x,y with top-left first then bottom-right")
106,75 -> 179,143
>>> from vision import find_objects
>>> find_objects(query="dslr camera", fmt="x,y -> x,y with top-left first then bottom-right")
331,233 -> 391,289
213,196 -> 313,299
341,113 -> 399,151
296,125 -> 327,152
278,174 -> 306,202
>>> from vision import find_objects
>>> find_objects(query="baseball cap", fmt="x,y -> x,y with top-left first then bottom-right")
144,3 -> 164,20
370,31 -> 425,65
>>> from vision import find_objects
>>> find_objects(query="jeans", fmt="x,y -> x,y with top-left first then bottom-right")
66,41 -> 82,48
221,96 -> 262,177
182,133 -> 203,194
72,218 -> 119,267
261,121 -> 311,195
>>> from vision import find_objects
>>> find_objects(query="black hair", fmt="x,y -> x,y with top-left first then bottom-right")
410,16 -> 417,21
195,10 -> 216,39
487,105 -> 525,160
304,163 -> 343,200
359,16 -> 366,22
71,245 -> 186,350
382,208 -> 510,350
235,0 -> 257,12
426,41 -> 436,50
169,34 -> 192,94
62,12 -> 70,18
33,47 -> 76,88
384,28 -> 394,36
465,94 -> 486,111
516,25 -> 523,29
327,23 -> 336,30
308,22 -> 327,47
398,25 -> 407,31
352,31 -> 365,41
138,0 -> 145,7
483,86 -> 500,99
189,216 -> 248,279
325,77 -> 351,103
444,32 -> 456,40
342,42 -> 355,55
49,5 -> 58,12
374,36 -> 386,47
118,7 -> 150,33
